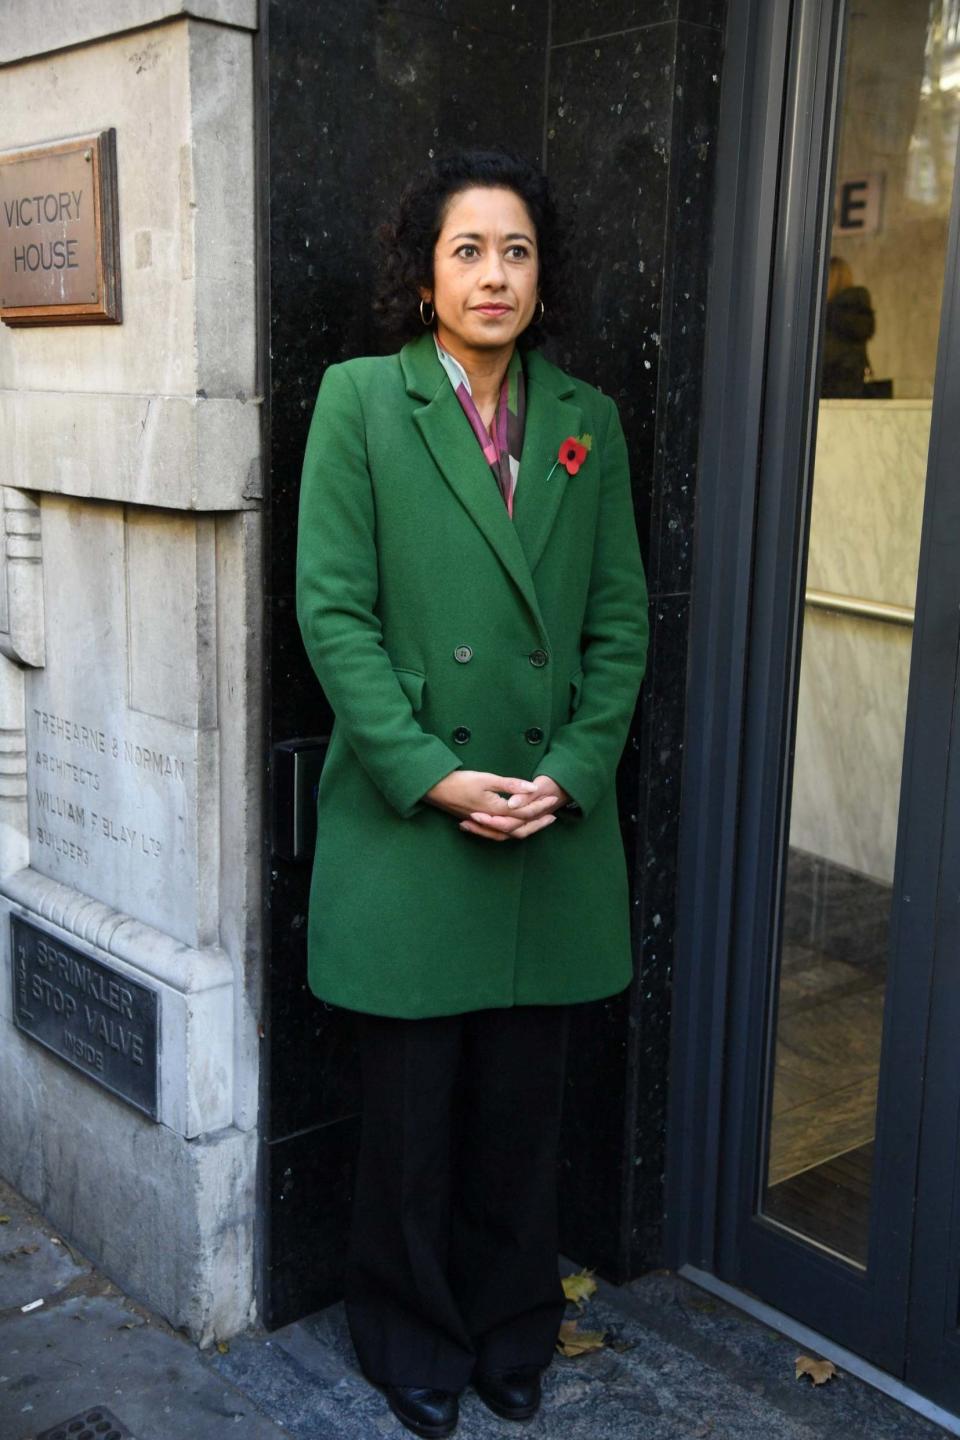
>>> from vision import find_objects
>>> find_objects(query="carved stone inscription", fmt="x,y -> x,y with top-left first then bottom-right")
31,707 -> 184,871
11,914 -> 159,1118
25,695 -> 201,946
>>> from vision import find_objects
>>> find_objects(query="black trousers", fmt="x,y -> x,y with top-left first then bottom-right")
344,1002 -> 572,1392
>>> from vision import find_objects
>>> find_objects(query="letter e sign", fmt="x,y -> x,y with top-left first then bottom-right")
834,173 -> 885,237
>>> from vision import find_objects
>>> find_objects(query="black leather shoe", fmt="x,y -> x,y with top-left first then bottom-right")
382,1384 -> 459,1438
472,1365 -> 542,1421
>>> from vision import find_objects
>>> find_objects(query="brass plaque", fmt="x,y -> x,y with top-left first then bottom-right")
0,129 -> 121,326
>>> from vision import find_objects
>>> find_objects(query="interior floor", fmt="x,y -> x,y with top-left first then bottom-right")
762,850 -> 889,1264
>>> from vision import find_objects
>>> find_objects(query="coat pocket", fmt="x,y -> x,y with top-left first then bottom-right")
569,667 -> 584,715
392,665 -> 426,714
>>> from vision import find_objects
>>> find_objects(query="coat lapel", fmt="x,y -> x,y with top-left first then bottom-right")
402,334 -> 545,632
512,349 -> 583,575
400,333 -> 582,630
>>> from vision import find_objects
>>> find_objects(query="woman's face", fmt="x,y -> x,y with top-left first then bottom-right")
423,185 -> 540,360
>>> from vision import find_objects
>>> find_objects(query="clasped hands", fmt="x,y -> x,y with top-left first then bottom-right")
424,769 -> 571,841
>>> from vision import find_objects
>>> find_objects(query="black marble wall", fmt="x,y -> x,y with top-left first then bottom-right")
262,0 -> 725,1326
544,2 -> 726,1277
262,0 -> 549,1329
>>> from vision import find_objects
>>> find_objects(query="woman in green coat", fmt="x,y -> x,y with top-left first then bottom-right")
296,148 -> 649,1439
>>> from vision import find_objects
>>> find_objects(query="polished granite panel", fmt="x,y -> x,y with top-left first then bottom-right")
546,20 -> 677,560
558,995 -> 631,1278
265,0 -> 729,1316
266,587 -> 347,1140
269,592 -> 333,746
545,11 -> 724,1273
647,20 -> 724,597
679,0 -> 726,24
265,0 -> 548,1327
264,1117 -> 360,1330
266,0 -> 545,599
336,0 -> 547,43
265,0 -> 545,891
552,0 -> 678,43
628,591 -> 691,1270
268,980 -> 361,1138
552,1 -> 726,46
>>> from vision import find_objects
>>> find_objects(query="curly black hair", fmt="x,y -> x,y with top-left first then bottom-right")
373,147 -> 569,350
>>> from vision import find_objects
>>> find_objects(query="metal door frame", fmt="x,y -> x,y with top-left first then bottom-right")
667,0 -> 960,1402
899,77 -> 960,1410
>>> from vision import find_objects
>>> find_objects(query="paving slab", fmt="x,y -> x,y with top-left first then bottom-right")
0,1179 -> 288,1440
0,1292 -> 294,1440
0,1189 -> 88,1313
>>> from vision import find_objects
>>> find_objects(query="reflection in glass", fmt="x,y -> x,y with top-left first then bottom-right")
760,0 -> 960,1266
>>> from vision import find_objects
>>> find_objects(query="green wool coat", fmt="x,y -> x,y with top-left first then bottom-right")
295,329 -> 650,1019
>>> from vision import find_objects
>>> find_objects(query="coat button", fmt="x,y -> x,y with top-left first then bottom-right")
529,648 -> 548,667
525,726 -> 544,744
452,725 -> 471,744
453,645 -> 473,663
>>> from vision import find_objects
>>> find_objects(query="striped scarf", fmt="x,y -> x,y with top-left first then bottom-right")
434,334 -> 526,519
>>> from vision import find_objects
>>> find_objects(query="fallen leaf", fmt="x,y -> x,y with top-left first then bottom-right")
0,1215 -> 9,1224
1,1243 -> 39,1260
795,1354 -> 838,1385
556,1320 -> 606,1357
562,1268 -> 598,1309
217,1340 -> 230,1354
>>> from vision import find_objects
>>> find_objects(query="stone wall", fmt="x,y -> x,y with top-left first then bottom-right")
0,5 -> 263,1344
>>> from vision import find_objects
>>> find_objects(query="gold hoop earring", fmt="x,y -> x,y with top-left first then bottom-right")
420,298 -> 435,326
534,298 -> 545,324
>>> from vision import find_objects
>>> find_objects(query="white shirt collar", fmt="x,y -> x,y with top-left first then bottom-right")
433,333 -> 473,395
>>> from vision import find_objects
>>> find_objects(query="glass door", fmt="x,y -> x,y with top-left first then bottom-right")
762,0 -> 960,1271
713,0 -> 960,1383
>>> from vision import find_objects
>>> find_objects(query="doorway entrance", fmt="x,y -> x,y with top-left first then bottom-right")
260,0 -> 723,1333
670,0 -> 960,1421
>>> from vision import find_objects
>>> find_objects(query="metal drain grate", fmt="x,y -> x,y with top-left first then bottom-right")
35,1405 -> 135,1440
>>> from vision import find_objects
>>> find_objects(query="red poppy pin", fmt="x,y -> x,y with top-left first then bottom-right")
548,433 -> 592,481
